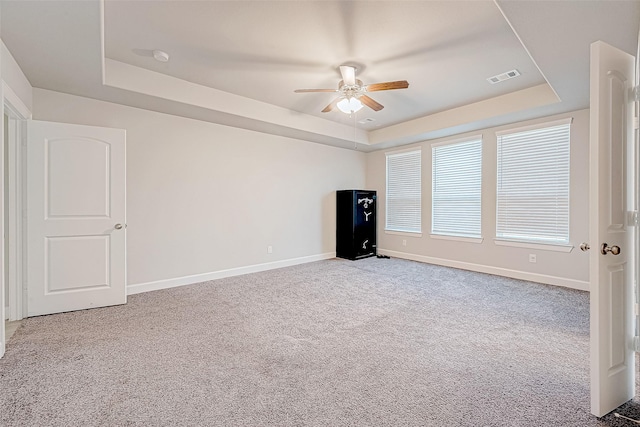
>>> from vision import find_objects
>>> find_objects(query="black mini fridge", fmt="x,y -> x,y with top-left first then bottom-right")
336,190 -> 376,260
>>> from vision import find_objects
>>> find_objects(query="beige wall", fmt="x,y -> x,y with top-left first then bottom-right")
32,88 -> 590,291
366,109 -> 590,290
33,88 -> 367,289
1,40 -> 32,114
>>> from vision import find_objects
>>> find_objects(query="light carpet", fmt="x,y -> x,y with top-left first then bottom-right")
0,257 -> 638,426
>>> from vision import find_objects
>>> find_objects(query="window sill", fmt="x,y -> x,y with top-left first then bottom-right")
430,234 -> 483,244
385,230 -> 423,238
494,239 -> 573,253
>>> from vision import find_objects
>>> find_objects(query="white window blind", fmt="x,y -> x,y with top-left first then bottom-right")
432,138 -> 482,238
386,150 -> 421,233
496,120 -> 571,244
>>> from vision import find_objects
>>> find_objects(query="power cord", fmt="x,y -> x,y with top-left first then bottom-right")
615,413 -> 640,424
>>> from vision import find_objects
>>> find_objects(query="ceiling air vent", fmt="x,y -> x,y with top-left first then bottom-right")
487,69 -> 520,84
358,118 -> 376,124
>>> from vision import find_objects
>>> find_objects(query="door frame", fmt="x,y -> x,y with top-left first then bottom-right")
2,81 -> 30,326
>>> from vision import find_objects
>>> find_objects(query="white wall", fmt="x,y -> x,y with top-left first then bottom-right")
366,109 -> 590,290
33,88 -> 367,291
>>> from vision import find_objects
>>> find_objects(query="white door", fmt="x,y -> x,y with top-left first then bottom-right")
27,120 -> 126,317
589,41 -> 636,417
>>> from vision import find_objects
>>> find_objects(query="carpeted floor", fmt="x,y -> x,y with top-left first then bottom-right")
1,257 -> 640,426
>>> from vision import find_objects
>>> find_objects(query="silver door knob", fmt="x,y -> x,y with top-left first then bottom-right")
580,243 -> 590,252
114,224 -> 123,230
601,243 -> 621,255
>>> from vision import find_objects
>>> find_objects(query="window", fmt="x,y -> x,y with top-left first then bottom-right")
432,137 -> 482,239
496,119 -> 571,245
386,149 -> 421,233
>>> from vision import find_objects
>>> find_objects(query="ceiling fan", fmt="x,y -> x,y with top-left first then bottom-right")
294,65 -> 409,114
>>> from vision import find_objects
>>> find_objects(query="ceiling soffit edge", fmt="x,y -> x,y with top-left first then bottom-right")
103,59 -> 371,146
369,84 -> 560,145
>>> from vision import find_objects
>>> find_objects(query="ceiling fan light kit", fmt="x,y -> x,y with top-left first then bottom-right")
337,97 -> 363,114
294,65 -> 409,114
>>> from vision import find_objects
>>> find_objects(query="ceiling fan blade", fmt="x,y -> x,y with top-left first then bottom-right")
366,80 -> 409,92
294,89 -> 338,93
360,95 -> 384,111
321,98 -> 341,113
339,65 -> 356,86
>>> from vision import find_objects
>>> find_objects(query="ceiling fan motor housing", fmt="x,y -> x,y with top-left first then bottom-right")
339,79 -> 365,99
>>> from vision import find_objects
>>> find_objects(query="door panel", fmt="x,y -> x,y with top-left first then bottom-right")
608,264 -> 625,370
27,120 -> 126,317
47,138 -> 110,217
589,41 -> 636,417
46,235 -> 110,292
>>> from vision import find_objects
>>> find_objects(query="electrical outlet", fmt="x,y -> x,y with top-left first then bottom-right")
267,246 -> 273,254
529,254 -> 536,263
402,239 -> 407,246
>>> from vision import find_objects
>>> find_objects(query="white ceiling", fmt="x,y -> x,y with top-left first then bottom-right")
104,1 -> 544,129
1,1 -> 639,151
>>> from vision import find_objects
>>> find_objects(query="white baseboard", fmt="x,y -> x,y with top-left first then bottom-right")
127,249 -> 589,295
127,252 -> 336,295
377,249 -> 590,292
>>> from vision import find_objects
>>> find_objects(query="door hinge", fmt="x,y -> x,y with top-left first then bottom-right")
634,116 -> 640,130
628,211 -> 639,227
